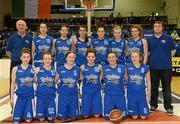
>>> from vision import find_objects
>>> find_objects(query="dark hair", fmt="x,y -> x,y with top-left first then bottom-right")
130,49 -> 143,65
78,25 -> 88,42
86,48 -> 96,57
60,25 -> 69,30
96,22 -> 106,31
108,51 -> 118,58
153,21 -> 164,27
131,24 -> 143,37
20,48 -> 31,57
65,51 -> 75,58
42,51 -> 52,59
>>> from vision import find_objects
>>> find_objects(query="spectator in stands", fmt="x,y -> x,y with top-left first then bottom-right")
117,12 -> 122,18
171,29 -> 180,41
6,19 -> 32,97
147,21 -> 176,116
176,41 -> 180,57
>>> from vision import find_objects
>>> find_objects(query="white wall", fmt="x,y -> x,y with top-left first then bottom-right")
161,0 -> 179,26
0,0 -> 12,29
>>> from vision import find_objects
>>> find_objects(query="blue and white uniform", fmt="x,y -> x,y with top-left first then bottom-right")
126,63 -> 149,116
36,65 -> 56,119
13,65 -> 34,123
127,38 -> 144,63
103,64 -> 126,119
82,64 -> 102,116
92,38 -> 109,65
57,65 -> 80,119
33,35 -> 53,67
75,39 -> 91,67
109,38 -> 126,65
55,38 -> 71,69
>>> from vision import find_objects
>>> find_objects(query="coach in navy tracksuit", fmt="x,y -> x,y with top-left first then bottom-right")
147,21 -> 176,115
6,20 -> 32,97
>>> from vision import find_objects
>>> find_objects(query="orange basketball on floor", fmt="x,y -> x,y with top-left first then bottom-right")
109,109 -> 123,123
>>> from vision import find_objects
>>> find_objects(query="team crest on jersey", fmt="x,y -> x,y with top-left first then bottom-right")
46,39 -> 51,43
74,70 -> 77,76
51,70 -> 55,76
161,40 -> 166,44
67,40 -> 71,45
25,40 -> 30,44
137,40 -> 142,45
86,74 -> 98,84
141,67 -> 145,73
30,68 -> 34,74
117,68 -> 121,73
104,40 -> 109,45
94,67 -> 99,72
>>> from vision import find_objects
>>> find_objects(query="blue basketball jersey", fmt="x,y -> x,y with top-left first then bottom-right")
82,64 -> 101,94
36,65 -> 56,98
109,38 -> 127,65
127,38 -> 144,63
15,65 -> 34,96
57,65 -> 80,96
55,38 -> 72,65
75,39 -> 91,66
92,38 -> 109,64
103,64 -> 125,95
126,63 -> 149,94
33,35 -> 53,61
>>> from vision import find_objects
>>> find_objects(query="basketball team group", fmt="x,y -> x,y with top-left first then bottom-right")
6,19 -> 176,123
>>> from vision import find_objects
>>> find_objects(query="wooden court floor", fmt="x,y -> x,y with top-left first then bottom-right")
1,110 -> 180,123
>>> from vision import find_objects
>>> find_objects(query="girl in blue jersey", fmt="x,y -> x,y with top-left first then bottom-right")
103,52 -> 126,120
92,23 -> 109,65
109,25 -> 127,65
56,52 -> 80,120
80,48 -> 103,118
73,26 -> 91,67
10,48 -> 35,123
32,23 -> 54,67
125,49 -> 151,119
127,24 -> 148,64
35,52 -> 57,122
54,25 -> 72,69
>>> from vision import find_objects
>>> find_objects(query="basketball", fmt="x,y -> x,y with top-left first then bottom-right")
109,109 -> 123,123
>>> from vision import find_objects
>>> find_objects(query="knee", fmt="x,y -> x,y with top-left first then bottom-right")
131,116 -> 138,119
140,116 -> 147,120
39,118 -> 45,121
94,114 -> 100,118
25,119 -> 32,123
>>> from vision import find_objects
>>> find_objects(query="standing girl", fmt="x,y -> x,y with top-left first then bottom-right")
127,24 -> 148,64
54,25 -> 72,69
92,23 -> 109,65
32,23 -> 54,67
109,25 -> 127,65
